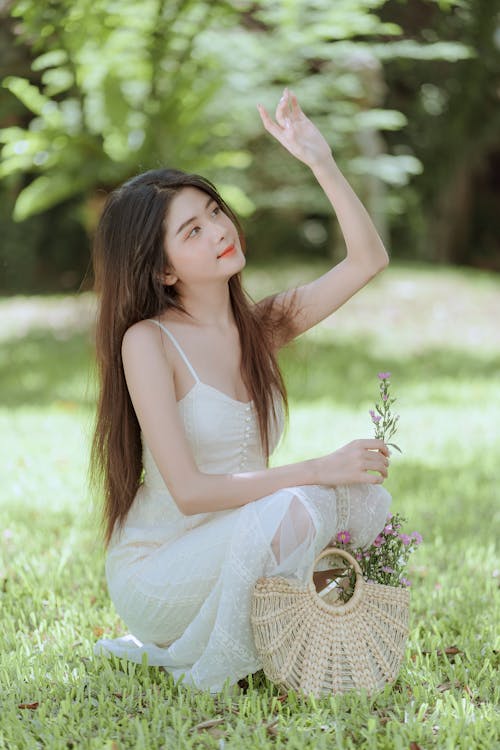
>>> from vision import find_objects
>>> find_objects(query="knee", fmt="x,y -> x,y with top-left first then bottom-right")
376,486 -> 392,521
348,485 -> 392,549
368,486 -> 392,534
271,494 -> 316,563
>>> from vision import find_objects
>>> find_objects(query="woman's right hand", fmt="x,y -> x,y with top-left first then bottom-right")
315,439 -> 390,486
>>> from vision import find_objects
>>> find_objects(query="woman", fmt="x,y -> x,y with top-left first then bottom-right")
92,89 -> 392,692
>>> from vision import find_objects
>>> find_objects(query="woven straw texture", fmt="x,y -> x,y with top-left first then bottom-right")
251,547 -> 410,697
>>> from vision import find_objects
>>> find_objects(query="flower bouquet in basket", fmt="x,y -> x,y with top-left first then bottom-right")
322,372 -> 422,604
326,512 -> 423,604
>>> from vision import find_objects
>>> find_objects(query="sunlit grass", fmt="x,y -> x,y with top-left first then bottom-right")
1,261 -> 499,749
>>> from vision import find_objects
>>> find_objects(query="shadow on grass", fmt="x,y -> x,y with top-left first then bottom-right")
0,330 -> 96,408
1,327 -> 498,409
281,335 -> 499,405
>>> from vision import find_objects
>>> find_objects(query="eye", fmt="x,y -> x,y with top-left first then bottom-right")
211,204 -> 220,217
187,226 -> 200,239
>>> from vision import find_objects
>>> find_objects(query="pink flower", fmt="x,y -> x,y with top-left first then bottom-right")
373,534 -> 385,547
400,577 -> 411,587
411,531 -> 423,545
383,524 -> 393,534
399,533 -> 411,546
377,372 -> 391,380
336,530 -> 351,545
382,566 -> 395,574
370,411 -> 382,424
382,394 -> 388,401
355,552 -> 363,561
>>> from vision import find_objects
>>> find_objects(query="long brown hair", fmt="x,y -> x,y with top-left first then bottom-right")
90,168 -> 297,545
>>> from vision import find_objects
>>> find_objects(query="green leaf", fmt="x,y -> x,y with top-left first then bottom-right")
350,154 -> 423,186
354,109 -> 408,132
13,173 -> 84,221
218,184 -> 256,217
42,67 -> 74,97
3,76 -> 53,117
387,443 -> 402,454
372,40 -> 474,62
0,126 -> 30,144
31,49 -> 68,71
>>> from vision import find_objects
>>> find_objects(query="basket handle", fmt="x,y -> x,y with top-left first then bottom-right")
311,546 -> 364,607
313,546 -> 363,577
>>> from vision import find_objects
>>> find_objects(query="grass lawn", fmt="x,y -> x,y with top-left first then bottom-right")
0,260 -> 499,749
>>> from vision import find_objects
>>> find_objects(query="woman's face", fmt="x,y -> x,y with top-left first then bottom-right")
162,187 -> 245,289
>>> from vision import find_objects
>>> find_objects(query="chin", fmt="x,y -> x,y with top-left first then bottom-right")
227,252 -> 246,275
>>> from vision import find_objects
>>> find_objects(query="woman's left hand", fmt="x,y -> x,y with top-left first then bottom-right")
258,88 -> 333,169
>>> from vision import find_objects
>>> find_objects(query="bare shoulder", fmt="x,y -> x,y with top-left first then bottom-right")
122,319 -> 170,364
122,318 -> 158,347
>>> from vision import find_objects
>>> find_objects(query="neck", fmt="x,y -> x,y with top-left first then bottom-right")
176,280 -> 234,329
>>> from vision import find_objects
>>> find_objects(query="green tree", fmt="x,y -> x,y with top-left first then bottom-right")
0,0 -> 473,290
380,0 -> 500,267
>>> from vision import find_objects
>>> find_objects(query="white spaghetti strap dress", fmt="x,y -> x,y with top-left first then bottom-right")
94,320 -> 392,692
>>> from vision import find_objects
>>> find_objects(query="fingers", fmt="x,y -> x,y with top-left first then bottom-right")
365,453 -> 388,470
275,91 -> 291,127
365,473 -> 385,485
289,89 -> 303,118
358,442 -> 389,481
257,104 -> 283,139
258,88 -> 301,135
367,450 -> 389,474
357,439 -> 390,457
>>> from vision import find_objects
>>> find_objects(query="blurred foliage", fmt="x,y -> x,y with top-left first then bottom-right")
0,0 -> 497,293
380,0 -> 500,268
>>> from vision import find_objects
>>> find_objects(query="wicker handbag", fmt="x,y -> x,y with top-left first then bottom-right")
251,547 -> 410,697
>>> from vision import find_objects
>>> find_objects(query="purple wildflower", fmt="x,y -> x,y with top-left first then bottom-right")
336,530 -> 351,545
382,566 -> 395,574
399,534 -> 411,546
371,413 -> 382,424
377,372 -> 391,380
373,534 -> 385,548
411,531 -> 423,545
400,577 -> 411,587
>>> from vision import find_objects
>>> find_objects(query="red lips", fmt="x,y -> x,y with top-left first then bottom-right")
217,244 -> 235,259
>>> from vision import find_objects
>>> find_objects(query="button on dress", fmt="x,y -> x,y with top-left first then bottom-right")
94,320 -> 392,692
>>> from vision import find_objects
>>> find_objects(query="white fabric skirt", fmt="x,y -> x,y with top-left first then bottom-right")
95,483 -> 391,693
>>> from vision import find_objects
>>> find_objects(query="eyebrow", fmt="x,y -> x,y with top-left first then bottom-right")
175,196 -> 214,236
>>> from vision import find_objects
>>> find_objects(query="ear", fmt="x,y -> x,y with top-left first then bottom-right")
159,271 -> 178,286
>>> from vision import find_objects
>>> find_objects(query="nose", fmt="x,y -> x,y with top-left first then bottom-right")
211,213 -> 227,242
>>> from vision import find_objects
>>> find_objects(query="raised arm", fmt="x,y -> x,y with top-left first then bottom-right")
257,89 -> 389,347
121,322 -> 389,516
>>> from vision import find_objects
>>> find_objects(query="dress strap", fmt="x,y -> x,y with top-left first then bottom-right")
148,319 -> 200,383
